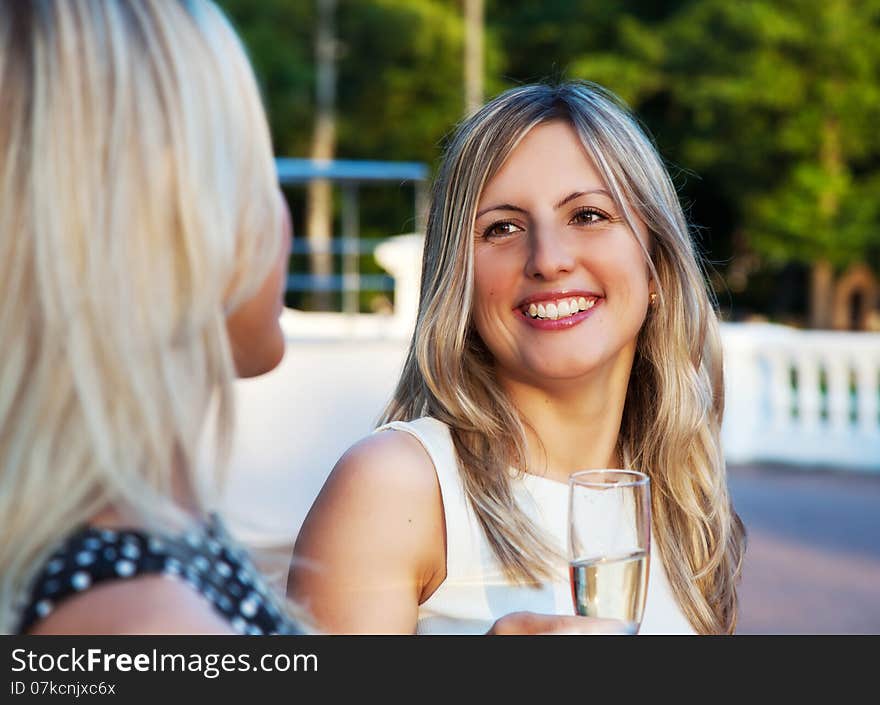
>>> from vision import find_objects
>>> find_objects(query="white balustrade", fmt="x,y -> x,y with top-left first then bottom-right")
826,360 -> 849,434
720,323 -> 880,471
857,362 -> 879,437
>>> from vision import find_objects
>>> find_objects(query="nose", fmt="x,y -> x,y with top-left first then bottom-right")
525,224 -> 576,281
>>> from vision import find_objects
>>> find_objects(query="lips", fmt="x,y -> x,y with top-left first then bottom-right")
512,290 -> 604,330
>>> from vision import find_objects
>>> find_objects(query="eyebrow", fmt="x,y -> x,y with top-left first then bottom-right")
475,189 -> 613,219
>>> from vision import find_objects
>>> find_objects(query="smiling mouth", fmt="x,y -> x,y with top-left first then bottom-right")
521,295 -> 599,321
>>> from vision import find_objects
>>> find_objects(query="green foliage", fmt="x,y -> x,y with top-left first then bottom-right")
218,0 -> 880,291
336,0 -> 467,162
218,0 -> 315,156
219,0 -> 487,168
568,16 -> 666,106
659,0 -> 880,268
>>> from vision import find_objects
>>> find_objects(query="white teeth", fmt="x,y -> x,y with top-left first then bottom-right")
525,296 -> 598,320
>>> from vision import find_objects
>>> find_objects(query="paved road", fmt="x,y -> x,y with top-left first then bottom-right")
727,464 -> 880,634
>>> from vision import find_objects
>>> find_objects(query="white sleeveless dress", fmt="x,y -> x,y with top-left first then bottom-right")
376,417 -> 697,635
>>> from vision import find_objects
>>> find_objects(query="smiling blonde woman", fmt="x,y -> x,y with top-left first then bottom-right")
0,0 -> 302,635
289,82 -> 746,635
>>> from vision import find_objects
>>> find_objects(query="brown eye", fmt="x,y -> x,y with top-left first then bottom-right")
571,208 -> 607,225
483,221 -> 522,239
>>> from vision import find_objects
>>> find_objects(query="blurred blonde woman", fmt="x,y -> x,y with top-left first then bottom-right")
290,82 -> 746,635
0,0 -> 302,634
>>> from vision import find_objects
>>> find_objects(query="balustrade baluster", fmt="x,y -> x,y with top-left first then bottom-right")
856,362 -> 879,437
765,351 -> 793,432
825,356 -> 850,434
796,352 -> 822,432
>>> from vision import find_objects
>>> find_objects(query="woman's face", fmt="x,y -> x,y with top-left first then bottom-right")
226,190 -> 292,378
471,120 -> 652,388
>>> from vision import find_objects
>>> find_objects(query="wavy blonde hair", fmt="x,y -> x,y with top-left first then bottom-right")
383,82 -> 746,635
0,0 -> 284,632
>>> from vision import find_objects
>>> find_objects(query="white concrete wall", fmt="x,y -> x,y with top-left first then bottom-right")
218,335 -> 408,545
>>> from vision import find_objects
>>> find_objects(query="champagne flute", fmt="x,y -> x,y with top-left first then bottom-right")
568,469 -> 651,634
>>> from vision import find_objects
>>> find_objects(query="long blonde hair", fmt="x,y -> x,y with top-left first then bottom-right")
383,82 -> 746,634
0,0 -> 283,632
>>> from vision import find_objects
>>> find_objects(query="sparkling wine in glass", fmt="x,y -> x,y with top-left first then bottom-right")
568,469 -> 651,634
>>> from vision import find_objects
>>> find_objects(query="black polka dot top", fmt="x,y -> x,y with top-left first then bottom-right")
15,514 -> 303,635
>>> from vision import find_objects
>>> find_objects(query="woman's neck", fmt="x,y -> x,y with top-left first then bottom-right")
497,350 -> 634,483
89,445 -> 202,529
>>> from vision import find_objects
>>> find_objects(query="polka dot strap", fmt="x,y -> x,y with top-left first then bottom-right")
16,516 -> 302,635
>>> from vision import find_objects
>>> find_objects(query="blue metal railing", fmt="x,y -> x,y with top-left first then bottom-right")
276,158 -> 428,313
277,157 -> 428,184
289,237 -> 388,255
286,273 -> 394,293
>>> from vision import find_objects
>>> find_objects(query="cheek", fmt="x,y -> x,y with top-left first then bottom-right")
588,245 -> 650,329
472,252 -> 493,297
227,262 -> 288,378
472,253 -> 511,338
597,235 -> 650,295
610,259 -> 651,331
474,245 -> 519,300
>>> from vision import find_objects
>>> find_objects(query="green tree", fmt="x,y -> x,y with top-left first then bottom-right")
220,0 -> 495,165
218,0 -> 880,325
218,0 -> 490,309
490,0 -> 880,326
662,0 -> 880,326
218,0 -> 316,156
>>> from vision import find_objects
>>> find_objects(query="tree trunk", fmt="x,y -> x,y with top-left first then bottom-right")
809,115 -> 841,329
306,0 -> 337,310
464,0 -> 484,115
809,258 -> 834,329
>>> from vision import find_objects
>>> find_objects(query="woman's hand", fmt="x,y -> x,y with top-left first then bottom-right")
486,611 -> 632,635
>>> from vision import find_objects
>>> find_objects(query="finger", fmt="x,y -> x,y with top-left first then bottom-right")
487,611 -> 542,635
540,616 -> 632,635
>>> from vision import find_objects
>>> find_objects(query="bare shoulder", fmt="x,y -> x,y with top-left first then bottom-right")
27,576 -> 233,635
327,427 -> 439,499
288,428 -> 445,632
298,427 -> 443,551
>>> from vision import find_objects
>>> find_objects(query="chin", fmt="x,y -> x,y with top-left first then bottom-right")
527,364 -> 603,383
519,349 -> 610,381
234,330 -> 287,379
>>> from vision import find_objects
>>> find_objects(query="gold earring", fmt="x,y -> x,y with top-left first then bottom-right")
649,292 -> 657,306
